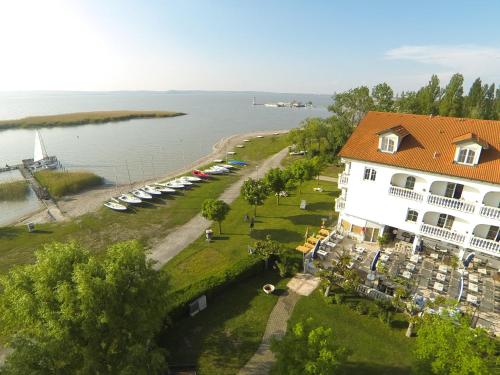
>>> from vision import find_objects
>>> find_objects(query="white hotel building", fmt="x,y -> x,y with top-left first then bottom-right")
335,112 -> 500,267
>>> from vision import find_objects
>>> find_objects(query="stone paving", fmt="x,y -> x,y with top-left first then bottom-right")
238,274 -> 320,375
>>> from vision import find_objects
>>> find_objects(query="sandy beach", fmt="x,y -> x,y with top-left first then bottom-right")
15,129 -> 289,225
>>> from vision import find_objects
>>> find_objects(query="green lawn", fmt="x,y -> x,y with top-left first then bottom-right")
163,178 -> 339,293
321,163 -> 344,178
0,135 -> 289,274
282,291 -> 414,375
162,272 -> 289,375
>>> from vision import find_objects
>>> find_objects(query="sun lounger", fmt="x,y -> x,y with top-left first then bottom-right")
295,245 -> 310,253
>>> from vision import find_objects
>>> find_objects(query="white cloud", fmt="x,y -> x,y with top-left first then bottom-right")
384,45 -> 500,83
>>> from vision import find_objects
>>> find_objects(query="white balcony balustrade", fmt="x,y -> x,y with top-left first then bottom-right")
427,194 -> 475,213
335,197 -> 345,212
420,223 -> 465,244
338,173 -> 349,188
479,205 -> 500,220
469,236 -> 500,256
388,186 -> 423,201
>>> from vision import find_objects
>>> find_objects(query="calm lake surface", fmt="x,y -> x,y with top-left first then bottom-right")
0,91 -> 330,225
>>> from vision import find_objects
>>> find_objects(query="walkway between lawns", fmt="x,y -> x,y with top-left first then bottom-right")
238,273 -> 320,375
149,147 -> 289,269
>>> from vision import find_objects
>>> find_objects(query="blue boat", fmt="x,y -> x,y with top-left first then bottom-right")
228,159 -> 248,166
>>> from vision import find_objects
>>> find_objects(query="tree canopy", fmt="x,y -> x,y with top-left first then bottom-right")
240,177 -> 269,216
271,318 -> 348,375
263,167 -> 289,205
201,198 -> 230,234
414,312 -> 497,375
0,241 -> 170,375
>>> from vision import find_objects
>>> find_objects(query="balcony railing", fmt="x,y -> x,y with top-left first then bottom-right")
388,186 -> 423,201
479,205 -> 500,220
469,236 -> 500,255
427,194 -> 475,213
338,173 -> 349,188
335,197 -> 345,212
420,223 -> 465,244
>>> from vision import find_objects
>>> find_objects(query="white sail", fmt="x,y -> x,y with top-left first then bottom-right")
34,130 -> 48,162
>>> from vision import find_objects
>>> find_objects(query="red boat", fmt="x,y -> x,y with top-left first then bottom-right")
192,169 -> 210,179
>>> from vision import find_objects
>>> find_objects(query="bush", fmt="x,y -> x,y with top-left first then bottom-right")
368,304 -> 381,317
0,181 -> 28,200
334,293 -> 344,305
355,300 -> 370,315
275,251 -> 300,277
34,170 -> 103,197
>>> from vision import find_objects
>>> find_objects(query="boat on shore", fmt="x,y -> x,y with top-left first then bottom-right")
158,181 -> 185,189
104,198 -> 127,211
142,185 -> 162,196
117,193 -> 142,204
192,170 -> 210,179
154,185 -> 176,193
26,130 -> 59,171
183,175 -> 202,182
132,189 -> 152,199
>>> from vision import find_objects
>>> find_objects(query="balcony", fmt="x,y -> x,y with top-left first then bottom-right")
335,197 -> 345,212
420,223 -> 465,245
388,186 -> 423,201
427,194 -> 475,214
479,205 -> 500,220
469,236 -> 500,256
338,173 -> 349,189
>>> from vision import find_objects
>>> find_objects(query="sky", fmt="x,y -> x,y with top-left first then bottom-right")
0,0 -> 499,94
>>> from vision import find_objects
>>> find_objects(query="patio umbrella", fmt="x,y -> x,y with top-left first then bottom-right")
463,253 -> 475,268
457,275 -> 464,302
311,239 -> 322,259
370,250 -> 381,272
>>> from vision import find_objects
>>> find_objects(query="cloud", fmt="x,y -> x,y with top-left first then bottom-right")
384,45 -> 500,82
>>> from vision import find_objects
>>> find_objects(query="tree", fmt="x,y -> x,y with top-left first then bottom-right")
323,116 -> 352,154
316,250 -> 358,297
396,90 -> 420,114
0,241 -> 169,375
328,86 -> 374,126
416,74 -> 441,115
263,167 -> 288,205
286,158 -> 319,195
240,178 -> 269,216
465,77 -> 483,118
252,234 -> 283,270
201,199 -> 230,234
439,73 -> 464,117
372,82 -> 394,112
414,313 -> 496,375
271,318 -> 348,375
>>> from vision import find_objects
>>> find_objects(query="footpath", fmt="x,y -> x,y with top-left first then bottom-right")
238,273 -> 320,375
149,147 -> 289,269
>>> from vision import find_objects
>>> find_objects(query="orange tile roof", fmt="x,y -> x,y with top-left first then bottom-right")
377,125 -> 410,138
339,112 -> 500,184
451,132 -> 489,148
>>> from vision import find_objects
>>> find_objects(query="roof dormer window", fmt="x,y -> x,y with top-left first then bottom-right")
457,148 -> 475,165
376,125 -> 409,154
380,136 -> 395,153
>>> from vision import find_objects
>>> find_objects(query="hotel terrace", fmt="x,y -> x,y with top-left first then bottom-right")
335,111 -> 500,268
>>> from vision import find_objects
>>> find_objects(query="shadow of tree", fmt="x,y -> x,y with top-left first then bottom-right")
0,227 -> 20,239
340,361 -> 412,375
287,214 -> 325,227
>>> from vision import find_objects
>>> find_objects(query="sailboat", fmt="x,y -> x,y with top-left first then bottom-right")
104,198 -> 127,211
31,130 -> 58,171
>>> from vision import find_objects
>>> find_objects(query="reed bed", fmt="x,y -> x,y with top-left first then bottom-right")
34,170 -> 103,198
0,181 -> 29,201
0,110 -> 185,130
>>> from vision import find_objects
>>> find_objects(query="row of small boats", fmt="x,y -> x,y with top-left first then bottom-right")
103,162 -> 246,211
103,175 -> 204,211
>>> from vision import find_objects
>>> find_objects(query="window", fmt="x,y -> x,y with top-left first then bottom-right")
444,183 -> 463,199
457,148 -> 476,165
380,137 -> 395,152
406,209 -> 418,222
363,168 -> 376,181
437,214 -> 454,230
486,226 -> 500,242
405,176 -> 416,190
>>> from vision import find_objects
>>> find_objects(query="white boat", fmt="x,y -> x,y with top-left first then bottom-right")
212,165 -> 230,172
227,151 -> 236,155
142,185 -> 162,195
104,200 -> 127,211
154,185 -> 176,193
243,139 -> 250,142
182,176 -> 202,182
221,164 -> 235,169
31,130 -> 58,170
158,181 -> 185,189
203,168 -> 225,175
236,144 -> 244,148
256,135 -> 264,138
132,189 -> 152,199
213,159 -> 224,163
117,193 -> 142,204
174,178 -> 193,186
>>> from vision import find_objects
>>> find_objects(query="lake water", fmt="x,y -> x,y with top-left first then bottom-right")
0,91 -> 330,225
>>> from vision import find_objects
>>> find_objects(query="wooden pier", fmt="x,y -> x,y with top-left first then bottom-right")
0,165 -> 19,173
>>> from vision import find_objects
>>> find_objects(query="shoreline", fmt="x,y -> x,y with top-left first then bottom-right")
13,129 -> 289,225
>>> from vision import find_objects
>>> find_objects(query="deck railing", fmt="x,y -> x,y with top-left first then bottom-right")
479,205 -> 500,220
338,172 -> 349,188
469,236 -> 500,256
388,186 -> 423,201
335,197 -> 345,212
420,223 -> 465,244
427,194 -> 475,213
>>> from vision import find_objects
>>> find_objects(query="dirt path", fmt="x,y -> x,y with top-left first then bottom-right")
14,130 -> 288,226
150,147 -> 289,269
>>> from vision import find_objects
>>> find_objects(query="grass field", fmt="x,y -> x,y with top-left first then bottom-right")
0,181 -> 28,200
34,170 -> 103,197
280,291 -> 414,375
0,110 -> 185,130
0,135 -> 289,274
321,163 -> 344,178
162,272 -> 289,375
163,177 -> 338,292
